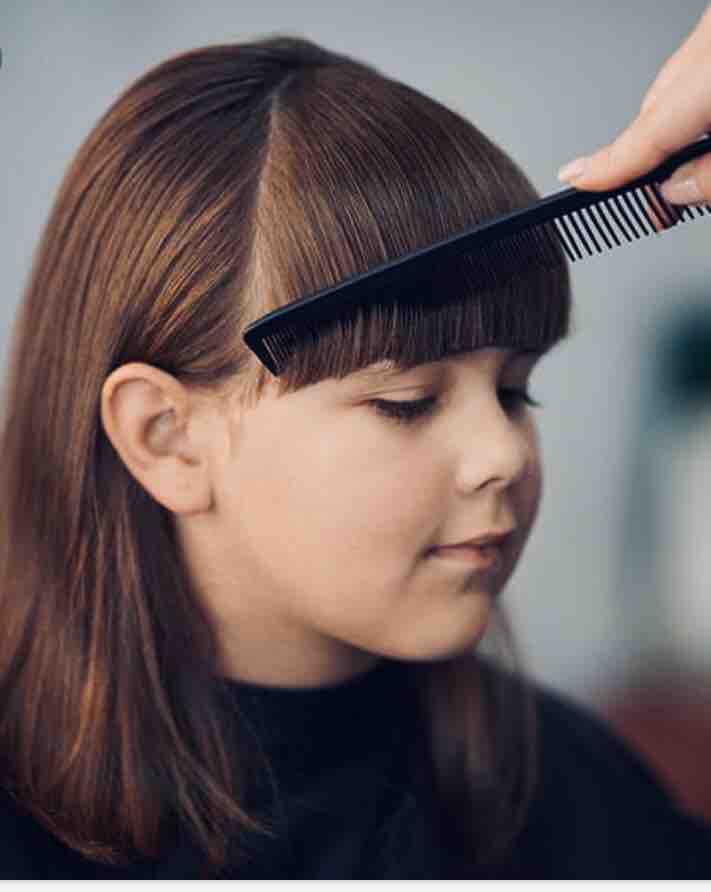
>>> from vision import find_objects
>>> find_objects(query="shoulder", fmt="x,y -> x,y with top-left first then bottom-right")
0,789 -> 150,879
534,680 -> 668,790
515,678 -> 711,878
0,788 -> 57,878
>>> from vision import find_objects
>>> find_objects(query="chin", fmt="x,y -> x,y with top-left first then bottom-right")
382,616 -> 491,664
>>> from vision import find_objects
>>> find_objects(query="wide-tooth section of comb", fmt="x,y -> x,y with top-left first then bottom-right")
548,183 -> 710,262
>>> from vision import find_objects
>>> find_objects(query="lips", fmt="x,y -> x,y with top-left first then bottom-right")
440,528 -> 516,549
431,541 -> 505,571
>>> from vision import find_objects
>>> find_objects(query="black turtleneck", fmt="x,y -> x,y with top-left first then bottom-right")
214,656 -> 457,879
1,657 -> 711,878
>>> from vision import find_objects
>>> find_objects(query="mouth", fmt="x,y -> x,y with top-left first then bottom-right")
429,542 -> 504,572
440,528 -> 516,549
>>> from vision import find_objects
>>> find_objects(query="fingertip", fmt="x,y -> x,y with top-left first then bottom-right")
558,145 -> 619,190
559,144 -> 642,192
557,156 -> 589,184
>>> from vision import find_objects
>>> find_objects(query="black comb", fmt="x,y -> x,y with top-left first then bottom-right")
244,134 -> 711,375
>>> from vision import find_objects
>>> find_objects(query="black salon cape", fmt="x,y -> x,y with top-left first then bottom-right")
0,657 -> 710,879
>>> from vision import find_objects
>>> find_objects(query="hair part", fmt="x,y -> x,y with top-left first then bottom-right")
0,35 -> 568,876
244,54 -> 571,398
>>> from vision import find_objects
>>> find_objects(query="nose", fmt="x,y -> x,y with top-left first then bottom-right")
454,394 -> 535,493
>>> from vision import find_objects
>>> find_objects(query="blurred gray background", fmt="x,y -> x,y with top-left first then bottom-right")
2,1 -> 711,709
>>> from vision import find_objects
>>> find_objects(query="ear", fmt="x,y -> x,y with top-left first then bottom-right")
100,362 -> 214,515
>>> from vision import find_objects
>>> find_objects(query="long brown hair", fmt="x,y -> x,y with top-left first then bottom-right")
0,36 -> 571,876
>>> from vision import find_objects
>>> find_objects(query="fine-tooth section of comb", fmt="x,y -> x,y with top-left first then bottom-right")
243,135 -> 711,375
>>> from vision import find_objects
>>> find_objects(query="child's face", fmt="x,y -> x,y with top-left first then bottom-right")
178,347 -> 544,687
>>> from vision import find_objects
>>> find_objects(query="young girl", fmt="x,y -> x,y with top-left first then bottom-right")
0,36 -> 709,880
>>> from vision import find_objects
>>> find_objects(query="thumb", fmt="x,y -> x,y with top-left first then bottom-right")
660,154 -> 711,204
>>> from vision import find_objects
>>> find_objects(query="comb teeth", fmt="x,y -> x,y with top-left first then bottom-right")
546,183 -> 711,262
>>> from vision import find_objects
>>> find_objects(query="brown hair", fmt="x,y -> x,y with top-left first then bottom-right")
0,36 -> 571,876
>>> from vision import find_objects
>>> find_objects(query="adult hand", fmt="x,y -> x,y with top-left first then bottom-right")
557,3 -> 711,207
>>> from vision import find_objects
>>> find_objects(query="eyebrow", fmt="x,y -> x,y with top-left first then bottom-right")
352,348 -> 545,380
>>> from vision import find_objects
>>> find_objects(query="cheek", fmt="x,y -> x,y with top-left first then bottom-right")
281,423 -> 437,561
314,453 -> 433,552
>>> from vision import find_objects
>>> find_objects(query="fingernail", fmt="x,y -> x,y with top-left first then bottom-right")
557,156 -> 589,183
661,162 -> 703,204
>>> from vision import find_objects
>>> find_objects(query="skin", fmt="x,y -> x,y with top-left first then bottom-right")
558,2 -> 711,205
101,346 -> 544,688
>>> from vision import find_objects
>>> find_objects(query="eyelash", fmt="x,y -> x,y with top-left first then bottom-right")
370,389 -> 542,425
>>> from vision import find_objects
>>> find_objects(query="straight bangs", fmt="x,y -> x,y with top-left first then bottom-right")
248,63 -> 572,395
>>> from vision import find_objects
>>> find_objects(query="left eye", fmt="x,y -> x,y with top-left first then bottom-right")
370,395 -> 439,424
370,389 -> 541,425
